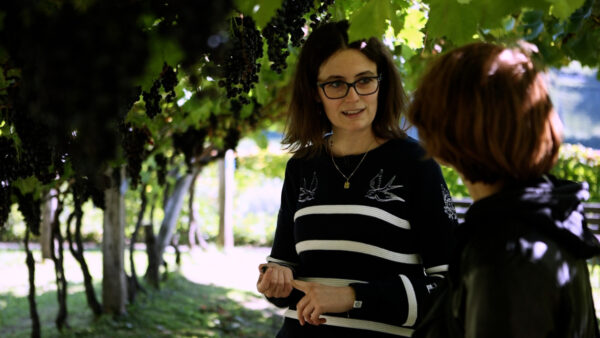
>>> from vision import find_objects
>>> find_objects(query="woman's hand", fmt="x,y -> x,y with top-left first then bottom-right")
292,280 -> 355,326
256,263 -> 294,298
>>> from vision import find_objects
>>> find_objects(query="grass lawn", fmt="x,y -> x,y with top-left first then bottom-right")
0,247 -> 282,337
2,247 -> 600,337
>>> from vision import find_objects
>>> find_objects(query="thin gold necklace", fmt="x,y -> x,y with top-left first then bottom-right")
329,137 -> 374,189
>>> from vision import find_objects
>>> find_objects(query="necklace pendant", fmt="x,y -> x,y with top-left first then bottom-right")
344,181 -> 350,189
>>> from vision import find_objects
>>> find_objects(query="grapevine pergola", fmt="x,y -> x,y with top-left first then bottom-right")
1,0 -> 599,336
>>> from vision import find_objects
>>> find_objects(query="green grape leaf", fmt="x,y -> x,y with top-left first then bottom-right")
13,176 -> 42,195
138,37 -> 184,91
254,0 -> 283,28
234,0 -> 259,16
397,7 -> 426,49
475,0 -> 524,31
389,0 -> 410,35
425,0 -> 479,45
546,0 -> 586,20
348,0 -> 392,41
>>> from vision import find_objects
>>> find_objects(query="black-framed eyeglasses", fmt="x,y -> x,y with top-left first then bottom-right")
317,75 -> 382,99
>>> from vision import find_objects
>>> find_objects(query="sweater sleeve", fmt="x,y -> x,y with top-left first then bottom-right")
410,155 -> 458,277
349,154 -> 457,326
264,159 -> 302,308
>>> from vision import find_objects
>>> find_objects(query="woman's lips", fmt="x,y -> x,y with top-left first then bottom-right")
342,108 -> 365,116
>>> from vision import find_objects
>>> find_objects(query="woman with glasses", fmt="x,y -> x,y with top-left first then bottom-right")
256,20 -> 457,337
408,42 -> 600,337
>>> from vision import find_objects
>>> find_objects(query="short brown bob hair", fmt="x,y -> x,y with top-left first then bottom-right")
282,20 -> 407,158
407,42 -> 562,184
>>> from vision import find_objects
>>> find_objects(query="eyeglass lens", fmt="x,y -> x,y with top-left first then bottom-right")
323,77 -> 379,99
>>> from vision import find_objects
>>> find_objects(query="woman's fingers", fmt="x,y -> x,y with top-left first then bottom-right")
257,263 -> 295,298
272,268 -> 284,297
302,303 -> 315,325
256,268 -> 269,293
296,295 -> 308,325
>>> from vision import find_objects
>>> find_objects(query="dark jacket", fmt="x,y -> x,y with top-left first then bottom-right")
414,176 -> 600,338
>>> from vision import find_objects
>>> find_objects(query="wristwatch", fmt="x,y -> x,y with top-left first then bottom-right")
353,300 -> 363,309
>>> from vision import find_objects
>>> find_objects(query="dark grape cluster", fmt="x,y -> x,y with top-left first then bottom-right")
216,16 -> 263,103
70,176 -> 105,210
154,153 -> 168,186
223,127 -> 241,151
172,127 -> 208,171
0,137 -> 18,184
121,123 -> 150,189
0,186 -> 10,227
142,79 -> 162,119
150,0 -> 234,70
1,1 -> 149,182
142,63 -> 178,119
0,137 -> 17,227
262,0 -> 314,73
15,191 -> 41,236
309,0 -> 335,30
161,63 -> 178,103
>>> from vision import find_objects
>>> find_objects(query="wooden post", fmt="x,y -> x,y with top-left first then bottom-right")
218,149 -> 235,250
40,189 -> 56,259
102,167 -> 127,314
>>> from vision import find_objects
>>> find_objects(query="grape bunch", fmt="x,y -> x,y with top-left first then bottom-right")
161,63 -> 178,103
216,16 -> 263,103
0,137 -> 18,227
223,127 -> 241,151
262,0 -> 315,73
121,123 -> 150,189
142,79 -> 162,119
310,0 -> 335,30
142,63 -> 177,119
15,191 -> 41,236
0,186 -> 10,227
154,153 -> 168,186
70,176 -> 105,210
1,1 -> 149,181
172,127 -> 208,171
150,0 -> 234,70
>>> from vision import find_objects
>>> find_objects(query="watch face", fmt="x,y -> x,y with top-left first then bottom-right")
353,300 -> 363,309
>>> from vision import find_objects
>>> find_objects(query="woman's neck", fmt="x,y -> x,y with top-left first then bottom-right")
329,130 -> 379,156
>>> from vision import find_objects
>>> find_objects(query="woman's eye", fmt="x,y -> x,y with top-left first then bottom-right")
358,77 -> 374,84
328,81 -> 345,88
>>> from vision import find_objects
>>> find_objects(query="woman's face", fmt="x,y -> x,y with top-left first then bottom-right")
317,48 -> 379,136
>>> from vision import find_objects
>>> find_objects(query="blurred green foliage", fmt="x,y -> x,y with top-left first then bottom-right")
441,143 -> 600,202
551,143 -> 600,202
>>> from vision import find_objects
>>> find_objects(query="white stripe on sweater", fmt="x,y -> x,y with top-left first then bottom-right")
294,205 -> 411,230
399,274 -> 418,326
425,264 -> 448,274
284,309 -> 414,336
295,240 -> 421,264
296,277 -> 368,287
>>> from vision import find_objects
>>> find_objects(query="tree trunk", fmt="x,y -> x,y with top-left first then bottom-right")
128,185 -> 147,302
187,170 -> 207,249
24,229 -> 41,338
218,149 -> 235,250
102,167 -> 127,315
145,167 -> 197,286
144,224 -> 159,288
66,209 -> 102,316
50,198 -> 68,330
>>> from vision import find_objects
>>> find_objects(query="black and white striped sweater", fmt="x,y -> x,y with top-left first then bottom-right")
267,137 -> 458,337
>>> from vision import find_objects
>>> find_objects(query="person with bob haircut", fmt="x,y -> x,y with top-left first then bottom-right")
255,20 -> 458,337
407,41 -> 600,338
